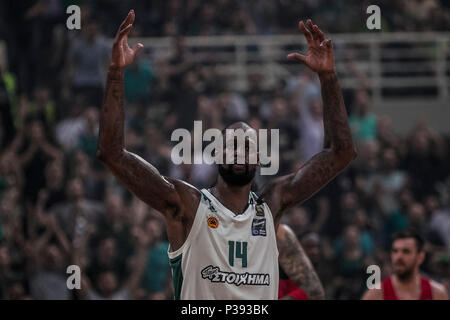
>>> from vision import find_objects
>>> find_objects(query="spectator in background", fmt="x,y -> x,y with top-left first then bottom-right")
68,20 -> 109,107
333,225 -> 374,299
0,187 -> 22,247
299,231 -> 335,298
427,187 -> 450,249
406,203 -> 427,237
0,151 -> 23,198
87,237 -> 128,287
285,69 -> 322,163
325,192 -> 360,240
19,118 -> 62,204
141,217 -> 171,300
124,56 -> 155,104
361,148 -> 408,218
24,203 -> 72,300
299,95 -> 324,162
76,107 -> 100,159
49,177 -> 103,240
55,104 -> 88,151
382,188 -> 415,248
219,89 -> 249,124
173,70 -> 200,130
267,96 -> 299,174
43,160 -> 66,210
142,123 -> 172,176
349,89 -> 377,142
28,86 -> 56,131
0,242 -> 18,299
71,150 -> 104,202
76,222 -> 149,300
286,206 -> 311,238
402,125 -> 446,198
376,115 -> 399,150
92,192 -> 134,261
0,70 -> 17,150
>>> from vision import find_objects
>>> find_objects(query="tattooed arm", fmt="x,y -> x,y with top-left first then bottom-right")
262,20 -> 356,227
97,11 -> 200,248
277,224 -> 325,299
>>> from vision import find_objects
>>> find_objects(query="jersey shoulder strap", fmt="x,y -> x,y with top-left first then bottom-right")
419,276 -> 433,300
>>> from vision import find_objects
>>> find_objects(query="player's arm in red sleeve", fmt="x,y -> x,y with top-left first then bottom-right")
262,20 -> 356,229
97,11 -> 200,223
277,224 -> 325,299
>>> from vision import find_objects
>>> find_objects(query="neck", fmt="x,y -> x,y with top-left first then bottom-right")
393,270 -> 420,286
211,177 -> 252,215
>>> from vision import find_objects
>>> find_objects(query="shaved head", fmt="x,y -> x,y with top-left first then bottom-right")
218,122 -> 259,186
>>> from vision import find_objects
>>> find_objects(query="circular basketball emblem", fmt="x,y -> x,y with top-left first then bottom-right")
207,217 -> 219,229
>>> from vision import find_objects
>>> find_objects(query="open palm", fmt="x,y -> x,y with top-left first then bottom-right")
111,10 -> 144,69
287,20 -> 335,74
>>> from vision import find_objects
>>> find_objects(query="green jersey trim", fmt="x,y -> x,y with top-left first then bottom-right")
169,254 -> 183,300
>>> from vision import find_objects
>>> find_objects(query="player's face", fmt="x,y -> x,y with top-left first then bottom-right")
218,130 -> 259,186
391,238 -> 423,279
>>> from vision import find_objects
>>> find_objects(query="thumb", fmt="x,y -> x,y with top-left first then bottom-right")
133,43 -> 144,56
322,39 -> 332,49
287,52 -> 307,64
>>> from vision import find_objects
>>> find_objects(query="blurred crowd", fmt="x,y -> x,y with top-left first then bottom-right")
0,0 -> 449,300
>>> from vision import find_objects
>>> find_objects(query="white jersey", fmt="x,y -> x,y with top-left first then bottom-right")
168,188 -> 279,300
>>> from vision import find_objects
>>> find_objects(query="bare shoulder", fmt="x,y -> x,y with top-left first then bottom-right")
276,223 -> 294,240
430,279 -> 449,300
361,287 -> 383,300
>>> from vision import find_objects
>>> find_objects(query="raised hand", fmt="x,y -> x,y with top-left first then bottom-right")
287,20 -> 334,74
111,10 -> 144,69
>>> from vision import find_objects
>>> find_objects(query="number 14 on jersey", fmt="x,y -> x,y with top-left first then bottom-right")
228,241 -> 248,268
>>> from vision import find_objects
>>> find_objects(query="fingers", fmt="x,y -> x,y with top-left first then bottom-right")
118,24 -> 133,41
312,24 -> 325,43
306,19 -> 320,42
286,52 -> 307,64
300,19 -> 326,45
323,39 -> 332,49
299,21 -> 313,44
132,43 -> 144,56
118,10 -> 135,33
116,10 -> 135,41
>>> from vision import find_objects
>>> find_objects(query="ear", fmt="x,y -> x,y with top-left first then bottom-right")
417,251 -> 425,265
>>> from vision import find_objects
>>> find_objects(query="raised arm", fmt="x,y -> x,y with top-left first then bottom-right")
96,11 -> 199,219
262,20 -> 356,226
277,224 -> 325,300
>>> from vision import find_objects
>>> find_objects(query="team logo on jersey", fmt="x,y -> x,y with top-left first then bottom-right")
251,218 -> 266,236
255,204 -> 265,217
201,265 -> 270,286
207,216 -> 219,229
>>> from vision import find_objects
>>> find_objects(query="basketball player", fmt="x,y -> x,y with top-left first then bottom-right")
97,10 -> 356,299
362,230 -> 448,300
277,224 -> 325,299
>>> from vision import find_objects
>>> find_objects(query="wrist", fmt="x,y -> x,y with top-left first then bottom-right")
108,64 -> 124,80
318,70 -> 336,80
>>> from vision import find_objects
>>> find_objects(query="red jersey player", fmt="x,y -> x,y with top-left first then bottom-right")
362,230 -> 448,300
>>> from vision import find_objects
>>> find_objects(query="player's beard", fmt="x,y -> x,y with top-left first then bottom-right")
218,164 -> 256,186
394,262 -> 415,281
